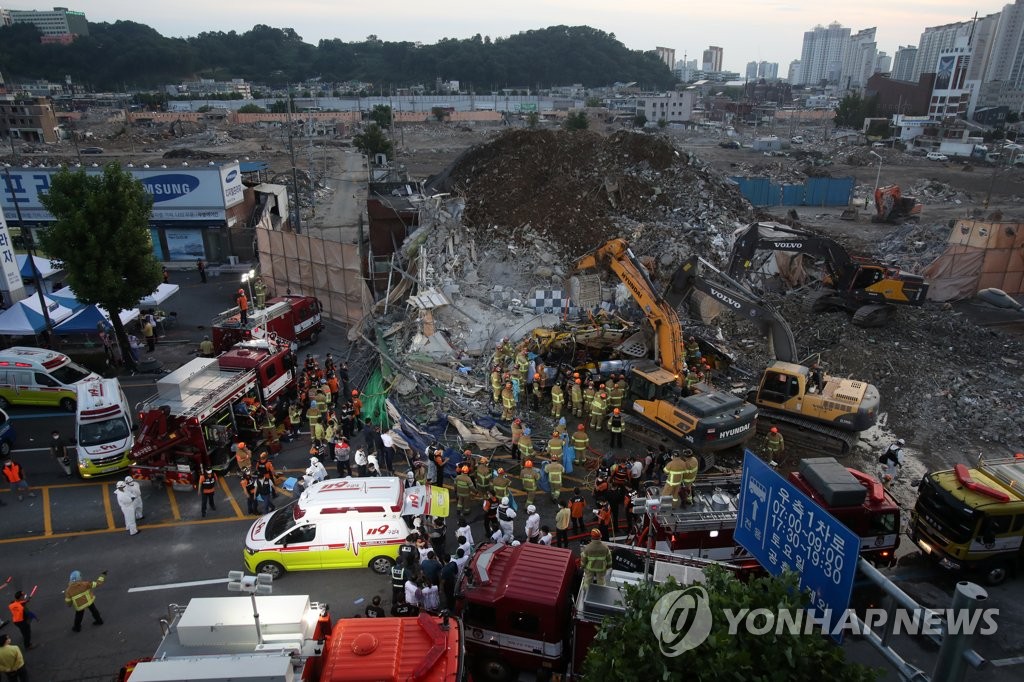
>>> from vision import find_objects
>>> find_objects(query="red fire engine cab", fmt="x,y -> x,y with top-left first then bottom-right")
129,340 -> 295,487
212,295 -> 323,353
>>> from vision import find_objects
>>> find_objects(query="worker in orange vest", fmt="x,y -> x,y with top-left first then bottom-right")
351,390 -> 363,419
2,458 -> 34,502
197,467 -> 218,518
236,289 -> 249,325
7,590 -> 33,649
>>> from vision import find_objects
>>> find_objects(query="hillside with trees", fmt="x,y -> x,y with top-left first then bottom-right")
0,23 -> 675,91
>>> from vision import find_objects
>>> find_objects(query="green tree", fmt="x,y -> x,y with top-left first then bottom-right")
564,110 -> 588,130
369,104 -> 392,127
237,103 -> 264,113
353,123 -> 393,159
196,105 -> 212,113
526,111 -> 540,128
583,567 -> 878,682
834,93 -> 879,129
38,164 -> 163,368
657,118 -> 669,129
585,96 -> 601,107
633,113 -> 647,128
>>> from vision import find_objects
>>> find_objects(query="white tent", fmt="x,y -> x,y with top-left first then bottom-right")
139,283 -> 180,307
17,254 -> 62,280
19,294 -> 74,325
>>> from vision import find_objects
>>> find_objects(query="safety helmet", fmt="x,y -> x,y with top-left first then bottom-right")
462,466 -> 470,474
600,393 -> 607,399
309,400 -> 318,408
573,372 -> 580,378
407,471 -> 415,479
464,449 -> 472,455
577,424 -> 585,431
505,382 -> 512,387
260,452 -> 268,460
497,468 -> 505,475
534,373 -> 541,379
237,442 -> 246,448
513,418 -> 521,424
238,288 -> 245,294
613,408 -> 620,414
770,427 -> 779,433
116,481 -> 126,489
525,460 -> 534,468
599,383 -> 606,389
575,378 -> 581,384
501,497 -> 510,505
310,456 -> 319,464
591,528 -> 601,538
527,505 -> 537,513
124,475 -> 134,484
897,438 -> 906,446
352,390 -> 359,396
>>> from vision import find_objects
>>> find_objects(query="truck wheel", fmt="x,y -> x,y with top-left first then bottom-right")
369,556 -> 394,574
984,562 -> 1010,586
477,659 -> 514,682
256,561 -> 286,580
60,397 -> 76,412
308,331 -> 319,345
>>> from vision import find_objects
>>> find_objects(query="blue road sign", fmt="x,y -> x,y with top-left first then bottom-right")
734,450 -> 860,642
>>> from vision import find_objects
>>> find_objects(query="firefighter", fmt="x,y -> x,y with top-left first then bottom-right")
589,392 -> 608,430
582,529 -> 613,585
198,467 -> 218,518
685,336 -> 700,364
474,457 -> 492,493
455,466 -> 474,512
663,452 -> 688,508
235,441 -> 253,472
287,402 -> 302,438
684,368 -> 700,394
510,418 -> 524,454
571,423 -> 590,466
550,382 -> 564,418
497,497 -> 516,542
482,492 -> 500,538
570,378 -> 584,417
681,451 -> 699,506
546,456 -> 565,502
764,426 -> 785,463
492,468 -> 512,508
531,373 -> 543,410
517,427 -> 534,462
547,431 -> 563,464
515,351 -> 530,384
490,366 -> 503,403
500,382 -> 516,420
520,460 -> 540,506
582,381 -> 596,419
65,570 -> 106,632
595,501 -> 613,540
607,408 -> 625,448
307,399 -> 323,442
608,377 -> 624,410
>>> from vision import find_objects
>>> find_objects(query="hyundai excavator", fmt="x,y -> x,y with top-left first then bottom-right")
668,256 -> 880,455
727,221 -> 928,327
572,239 -> 757,463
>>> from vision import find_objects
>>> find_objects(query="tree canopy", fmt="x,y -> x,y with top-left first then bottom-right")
0,23 -> 676,91
38,163 -> 163,361
834,93 -> 879,130
583,567 -> 878,682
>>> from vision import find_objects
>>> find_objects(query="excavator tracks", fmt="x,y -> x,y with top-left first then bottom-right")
754,411 -> 858,458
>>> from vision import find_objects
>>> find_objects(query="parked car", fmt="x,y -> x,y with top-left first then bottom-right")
0,408 -> 15,456
80,146 -> 104,154
926,152 -> 949,161
718,140 -> 741,149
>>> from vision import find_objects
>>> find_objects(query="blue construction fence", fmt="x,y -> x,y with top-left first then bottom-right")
728,176 -> 855,207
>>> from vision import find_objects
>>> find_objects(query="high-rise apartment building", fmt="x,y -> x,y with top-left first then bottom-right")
702,46 -> 723,72
797,22 -> 851,85
787,60 -> 802,83
758,61 -> 779,79
892,46 -> 918,81
5,6 -> 88,37
914,21 -> 972,80
841,27 -> 878,89
985,0 -> 1024,89
746,61 -> 759,80
655,46 -> 676,71
875,52 -> 892,74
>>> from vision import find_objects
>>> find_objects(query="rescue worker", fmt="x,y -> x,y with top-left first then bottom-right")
685,336 -> 700,364
124,475 -> 143,520
582,381 -> 596,419
608,378 -> 624,410
520,460 -> 540,506
684,368 -> 700,394
570,378 -> 584,417
433,449 -> 449,486
571,424 -> 590,466
809,361 -> 825,393
517,427 -> 534,462
531,373 -> 543,410
680,451 -> 699,506
497,497 -> 516,542
663,452 -> 688,508
547,431 -> 563,464
198,335 -> 215,357
288,402 -> 303,438
198,467 -> 218,517
306,456 -> 328,487
240,468 -> 259,515
581,529 -> 613,585
500,382 -> 516,420
510,418 -> 524,454
235,441 -> 253,471
306,399 -> 324,442
589,392 -> 608,430
1,458 -> 34,501
455,466 -> 474,512
879,438 -> 905,487
474,456 -> 491,493
391,562 -> 410,607
547,456 -> 565,502
490,366 -> 503,403
764,426 -> 785,463
65,570 -> 105,632
595,501 -> 613,540
7,590 -> 32,650
515,351 -> 530,385
482,492 -> 500,538
236,289 -> 249,325
550,381 -> 564,418
114,480 -> 139,536
492,468 -> 512,509
570,488 -> 587,536
524,505 -> 541,543
607,407 -> 625,448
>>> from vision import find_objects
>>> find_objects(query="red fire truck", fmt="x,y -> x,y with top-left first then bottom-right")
632,457 -> 901,567
212,295 -> 323,353
129,339 -> 295,487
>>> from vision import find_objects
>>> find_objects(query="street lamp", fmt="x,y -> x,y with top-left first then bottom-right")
227,570 -> 273,646
869,150 -> 883,198
241,269 -> 256,309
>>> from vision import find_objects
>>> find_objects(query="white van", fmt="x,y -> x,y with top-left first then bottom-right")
74,377 -> 134,478
0,347 -> 97,412
243,477 -> 450,578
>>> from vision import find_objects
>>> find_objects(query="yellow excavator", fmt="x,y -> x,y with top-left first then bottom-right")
572,239 -> 758,462
668,255 -> 880,455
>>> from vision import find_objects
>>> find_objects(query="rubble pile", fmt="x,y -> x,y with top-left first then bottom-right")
436,129 -> 751,257
907,179 -> 973,204
873,221 -> 952,272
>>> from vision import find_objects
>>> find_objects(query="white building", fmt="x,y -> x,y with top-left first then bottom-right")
640,89 -> 696,123
5,6 -> 88,36
746,61 -> 759,80
787,60 -> 802,84
892,46 -> 918,81
702,46 -> 723,72
875,52 -> 891,74
928,36 -> 973,120
797,22 -> 851,85
840,27 -> 878,91
757,61 -> 779,80
914,21 -> 972,81
655,47 -> 676,70
984,0 -> 1024,91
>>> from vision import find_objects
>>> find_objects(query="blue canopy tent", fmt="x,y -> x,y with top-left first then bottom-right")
48,288 -> 85,311
0,299 -> 63,335
53,304 -> 140,335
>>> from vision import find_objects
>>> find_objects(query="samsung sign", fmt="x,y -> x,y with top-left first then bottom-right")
142,174 -> 202,203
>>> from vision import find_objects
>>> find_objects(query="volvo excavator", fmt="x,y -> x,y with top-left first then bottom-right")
571,239 -> 757,464
727,221 -> 929,327
668,256 -> 880,455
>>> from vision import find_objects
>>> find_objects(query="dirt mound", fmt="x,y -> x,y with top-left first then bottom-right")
437,128 -> 751,256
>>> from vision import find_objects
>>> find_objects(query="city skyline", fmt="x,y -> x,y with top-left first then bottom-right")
5,0 -> 1012,77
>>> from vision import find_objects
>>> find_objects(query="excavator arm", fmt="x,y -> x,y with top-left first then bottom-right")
726,221 -> 854,283
667,256 -> 799,364
573,239 -> 686,380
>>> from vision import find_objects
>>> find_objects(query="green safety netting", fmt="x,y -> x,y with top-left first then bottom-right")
360,367 -> 393,429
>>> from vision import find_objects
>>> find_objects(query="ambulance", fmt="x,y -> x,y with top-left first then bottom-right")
74,377 -> 134,478
243,476 -> 450,578
0,347 -> 97,412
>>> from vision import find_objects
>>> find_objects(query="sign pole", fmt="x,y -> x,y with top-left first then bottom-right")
3,166 -> 52,336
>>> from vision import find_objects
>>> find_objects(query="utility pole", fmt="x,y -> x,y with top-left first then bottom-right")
286,84 -> 302,234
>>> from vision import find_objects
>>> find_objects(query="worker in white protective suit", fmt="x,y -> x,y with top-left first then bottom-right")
114,481 -> 139,536
497,497 -> 517,543
124,476 -> 144,520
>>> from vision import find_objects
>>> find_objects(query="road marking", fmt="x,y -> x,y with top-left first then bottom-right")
101,483 -> 115,530
220,476 -> 245,519
0,515 -> 251,545
41,487 -> 52,536
127,578 -> 231,594
165,484 -> 181,521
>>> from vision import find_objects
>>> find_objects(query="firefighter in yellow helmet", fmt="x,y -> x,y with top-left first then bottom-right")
581,529 -> 612,585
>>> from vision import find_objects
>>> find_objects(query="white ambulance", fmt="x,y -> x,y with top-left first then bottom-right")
243,476 -> 450,578
74,377 -> 134,478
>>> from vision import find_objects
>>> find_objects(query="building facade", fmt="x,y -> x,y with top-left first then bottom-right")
787,60 -> 801,84
702,46 -> 723,72
640,89 -> 696,123
0,96 -> 58,143
929,37 -> 973,120
984,0 -> 1024,91
840,27 -> 878,90
758,61 -> 779,80
892,46 -> 918,81
6,6 -> 88,37
797,22 -> 851,86
914,21 -> 972,82
655,47 -> 676,71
